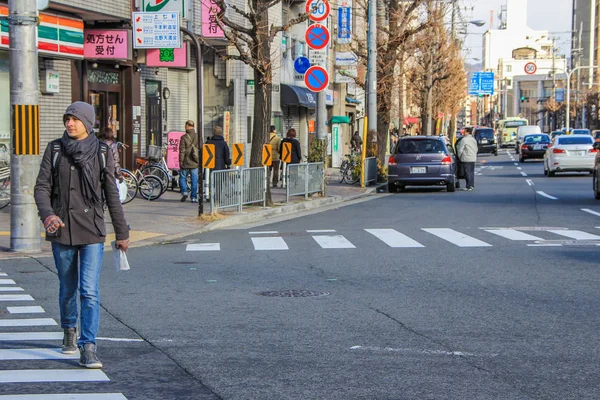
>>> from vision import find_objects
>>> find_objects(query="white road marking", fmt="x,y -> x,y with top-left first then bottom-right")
349,345 -> 493,357
248,231 -> 278,235
365,229 -> 424,248
526,179 -> 534,186
6,306 -> 45,314
0,318 -> 57,327
548,230 -> 600,240
251,237 -> 289,250
312,235 -> 356,249
581,208 -> 600,217
517,167 -> 522,170
306,229 -> 337,233
0,369 -> 110,383
0,332 -> 63,341
0,294 -> 34,301
0,287 -> 24,292
536,191 -> 558,200
186,243 -> 220,251
0,279 -> 16,285
0,273 -> 7,276
527,243 -> 563,247
520,171 -> 528,177
0,395 -> 128,400
0,348 -> 79,361
96,337 -> 144,342
422,228 -> 492,247
484,229 -> 545,241
514,162 -> 519,166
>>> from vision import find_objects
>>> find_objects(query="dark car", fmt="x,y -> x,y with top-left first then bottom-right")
473,127 -> 498,155
519,133 -> 550,162
388,136 -> 457,193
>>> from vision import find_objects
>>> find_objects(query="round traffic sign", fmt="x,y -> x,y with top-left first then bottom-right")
294,56 -> 311,74
305,24 -> 330,50
524,62 -> 537,75
304,65 -> 329,92
306,0 -> 330,22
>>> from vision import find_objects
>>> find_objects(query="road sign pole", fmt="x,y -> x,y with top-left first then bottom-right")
9,0 -> 41,253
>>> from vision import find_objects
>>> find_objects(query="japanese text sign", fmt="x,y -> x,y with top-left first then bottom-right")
201,0 -> 224,38
84,29 -> 130,60
132,12 -> 180,49
166,131 -> 186,170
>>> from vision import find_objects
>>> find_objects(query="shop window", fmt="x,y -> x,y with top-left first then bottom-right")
88,70 -> 119,85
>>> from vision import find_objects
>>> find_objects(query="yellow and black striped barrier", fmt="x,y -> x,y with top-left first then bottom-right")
12,104 -> 40,155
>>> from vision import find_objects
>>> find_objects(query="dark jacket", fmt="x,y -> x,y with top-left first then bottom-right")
34,139 -> 129,246
179,129 -> 200,169
206,135 -> 231,171
280,137 -> 302,164
102,139 -> 121,180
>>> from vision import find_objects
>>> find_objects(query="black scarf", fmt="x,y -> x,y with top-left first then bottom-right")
60,132 -> 101,206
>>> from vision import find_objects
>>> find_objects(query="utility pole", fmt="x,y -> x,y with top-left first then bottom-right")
8,0 -> 41,252
366,0 -> 377,132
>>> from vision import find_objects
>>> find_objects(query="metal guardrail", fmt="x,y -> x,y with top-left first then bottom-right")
210,169 -> 241,213
363,157 -> 377,186
286,162 -> 325,202
241,167 -> 266,207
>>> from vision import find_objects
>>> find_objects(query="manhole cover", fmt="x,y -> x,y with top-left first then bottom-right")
257,290 -> 329,298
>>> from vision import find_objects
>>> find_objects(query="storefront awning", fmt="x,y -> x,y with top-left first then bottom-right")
281,84 -> 316,109
331,116 -> 351,124
403,117 -> 420,125
345,96 -> 361,104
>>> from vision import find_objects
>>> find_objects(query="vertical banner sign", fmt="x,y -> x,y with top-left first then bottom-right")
332,124 -> 341,167
223,111 -> 231,144
201,0 -> 224,38
12,105 -> 40,155
337,0 -> 352,44
166,131 -> 186,170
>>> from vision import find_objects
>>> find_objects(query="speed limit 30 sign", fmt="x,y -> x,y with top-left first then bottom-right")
524,62 -> 537,75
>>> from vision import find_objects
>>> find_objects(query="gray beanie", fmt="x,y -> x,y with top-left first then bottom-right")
63,101 -> 95,134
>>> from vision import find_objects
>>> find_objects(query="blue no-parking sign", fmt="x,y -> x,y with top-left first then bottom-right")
305,65 -> 329,92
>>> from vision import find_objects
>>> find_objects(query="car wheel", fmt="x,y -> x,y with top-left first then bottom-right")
494,151 -> 498,156
446,182 -> 456,192
590,170 -> 594,175
544,164 -> 548,176
519,156 -> 524,163
388,183 -> 397,193
548,170 -> 556,177
455,180 -> 460,189
595,173 -> 600,200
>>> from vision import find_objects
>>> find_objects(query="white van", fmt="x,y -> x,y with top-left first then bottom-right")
516,125 -> 542,154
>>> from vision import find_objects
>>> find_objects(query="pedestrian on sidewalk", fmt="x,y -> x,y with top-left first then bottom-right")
206,126 -> 231,171
34,101 -> 130,369
269,125 -> 282,187
96,127 -> 122,182
350,131 -> 362,154
456,128 -> 478,191
280,128 -> 301,164
179,120 -> 200,203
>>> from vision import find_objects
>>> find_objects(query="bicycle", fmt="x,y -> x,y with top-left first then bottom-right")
137,144 -> 174,194
339,153 -> 360,184
0,164 -> 10,210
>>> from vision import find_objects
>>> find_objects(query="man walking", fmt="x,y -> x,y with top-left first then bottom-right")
456,128 -> 478,191
206,126 -> 231,171
350,131 -> 362,154
269,125 -> 282,187
34,101 -> 130,369
179,120 -> 200,203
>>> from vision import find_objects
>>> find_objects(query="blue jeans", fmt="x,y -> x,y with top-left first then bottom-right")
51,242 -> 104,346
179,168 -> 198,200
463,162 -> 475,188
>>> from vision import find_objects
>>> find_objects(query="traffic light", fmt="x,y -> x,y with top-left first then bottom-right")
520,95 -> 528,103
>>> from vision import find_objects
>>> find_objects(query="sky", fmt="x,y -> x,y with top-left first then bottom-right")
461,0 -> 573,63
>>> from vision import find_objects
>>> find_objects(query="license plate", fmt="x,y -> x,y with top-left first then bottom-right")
572,151 -> 585,156
410,167 -> 426,174
481,139 -> 488,144
534,144 -> 542,150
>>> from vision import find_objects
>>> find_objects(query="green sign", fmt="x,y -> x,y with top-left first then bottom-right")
332,124 -> 339,152
143,0 -> 187,18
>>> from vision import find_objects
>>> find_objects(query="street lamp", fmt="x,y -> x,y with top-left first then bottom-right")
565,66 -> 600,133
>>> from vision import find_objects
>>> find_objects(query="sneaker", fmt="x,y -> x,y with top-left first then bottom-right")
461,188 -> 470,191
79,343 -> 103,369
191,198 -> 198,203
180,193 -> 188,202
62,327 -> 77,354
467,187 -> 474,191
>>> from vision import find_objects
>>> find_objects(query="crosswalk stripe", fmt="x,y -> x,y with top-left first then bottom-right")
0,332 -> 63,341
0,318 -> 57,327
0,369 -> 110,383
548,230 -> 600,240
0,348 -> 78,361
251,237 -> 288,250
0,287 -> 24,292
365,229 -> 424,248
0,294 -> 34,301
6,306 -> 45,314
0,273 -> 7,276
422,228 -> 492,247
0,394 -> 128,400
312,235 -> 356,249
186,243 -> 220,251
0,279 -> 16,284
307,229 -> 336,233
484,229 -> 545,241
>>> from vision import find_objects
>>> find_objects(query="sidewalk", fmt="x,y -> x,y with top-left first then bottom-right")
0,169 -> 381,259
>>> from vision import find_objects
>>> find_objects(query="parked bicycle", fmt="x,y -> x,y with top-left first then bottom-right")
0,165 -> 10,210
339,153 -> 360,184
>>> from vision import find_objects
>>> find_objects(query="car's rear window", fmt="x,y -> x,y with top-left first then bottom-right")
572,129 -> 590,135
595,132 -> 600,139
397,139 -> 445,154
475,129 -> 494,139
505,121 -> 526,128
558,136 -> 593,145
524,135 -> 550,143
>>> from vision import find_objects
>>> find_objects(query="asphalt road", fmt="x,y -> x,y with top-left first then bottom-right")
1,150 -> 599,400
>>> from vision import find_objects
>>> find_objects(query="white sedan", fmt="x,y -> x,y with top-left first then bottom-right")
544,134 -> 597,176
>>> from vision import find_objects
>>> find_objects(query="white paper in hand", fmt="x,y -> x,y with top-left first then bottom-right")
111,241 -> 130,272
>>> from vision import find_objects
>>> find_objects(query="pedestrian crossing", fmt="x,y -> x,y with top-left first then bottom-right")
0,268 -> 128,399
185,227 -> 600,251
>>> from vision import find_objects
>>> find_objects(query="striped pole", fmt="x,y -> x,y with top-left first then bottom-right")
9,0 -> 41,252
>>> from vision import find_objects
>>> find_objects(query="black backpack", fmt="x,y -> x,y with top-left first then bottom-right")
50,139 -> 109,187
